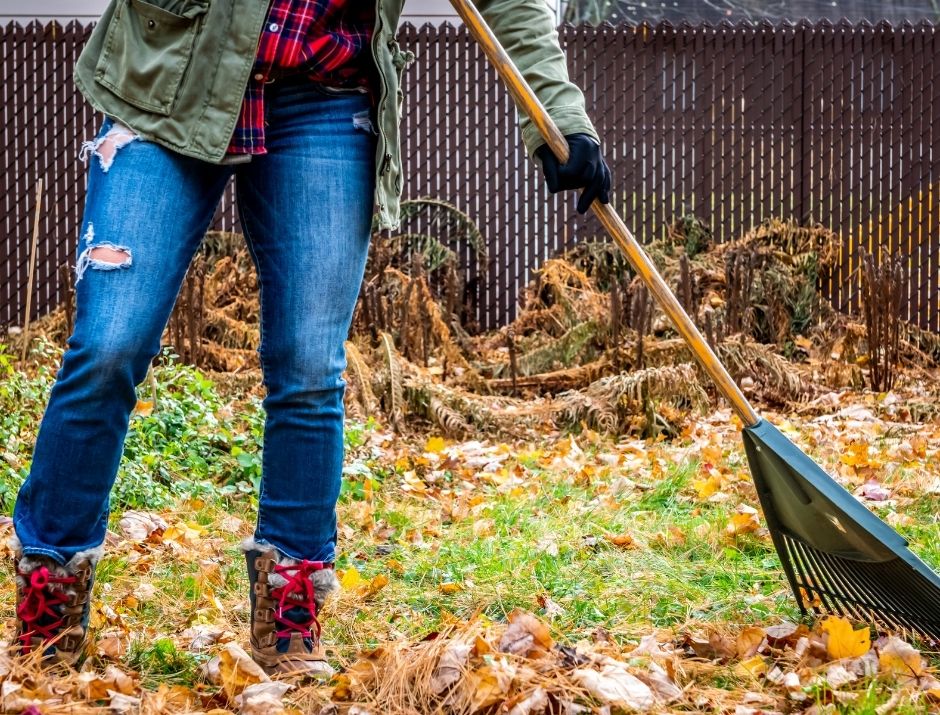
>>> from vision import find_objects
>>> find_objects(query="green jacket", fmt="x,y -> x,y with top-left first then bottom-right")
74,0 -> 599,230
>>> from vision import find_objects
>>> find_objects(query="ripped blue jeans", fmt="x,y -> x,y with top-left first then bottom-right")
13,77 -> 377,564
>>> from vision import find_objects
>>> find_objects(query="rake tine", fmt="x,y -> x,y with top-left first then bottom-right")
767,528 -> 805,614
810,550 -> 876,623
812,551 -> 914,634
814,551 -> 885,625
858,562 -> 939,632
794,541 -> 843,616
778,537 -> 809,612
892,563 -> 940,649
859,564 -> 936,621
834,558 -> 928,636
786,538 -> 827,615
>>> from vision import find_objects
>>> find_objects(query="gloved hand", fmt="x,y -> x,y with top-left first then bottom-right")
535,133 -> 611,214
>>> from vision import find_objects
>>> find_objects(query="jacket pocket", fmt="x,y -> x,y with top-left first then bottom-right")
94,0 -> 209,116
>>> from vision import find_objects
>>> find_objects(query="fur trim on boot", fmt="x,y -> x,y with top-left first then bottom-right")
9,535 -> 101,666
241,538 -> 338,679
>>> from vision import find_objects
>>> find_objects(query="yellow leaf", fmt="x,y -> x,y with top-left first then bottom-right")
340,566 -> 366,591
162,522 -> 205,545
839,441 -> 870,468
821,616 -> 871,659
439,582 -> 463,595
425,436 -> 446,453
726,506 -> 761,536
365,573 -> 389,596
877,636 -> 926,677
736,626 -> 766,659
692,475 -> 722,500
134,400 -> 154,417
467,662 -> 515,710
218,642 -> 268,698
331,673 -> 353,701
735,655 -> 768,677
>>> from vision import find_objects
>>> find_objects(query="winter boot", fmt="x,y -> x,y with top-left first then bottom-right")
10,537 -> 100,666
242,539 -> 339,678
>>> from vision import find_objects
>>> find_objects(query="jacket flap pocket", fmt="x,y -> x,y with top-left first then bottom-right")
129,0 -> 208,26
94,0 -> 209,116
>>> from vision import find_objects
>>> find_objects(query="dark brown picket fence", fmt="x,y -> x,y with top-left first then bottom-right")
1,20 -> 939,332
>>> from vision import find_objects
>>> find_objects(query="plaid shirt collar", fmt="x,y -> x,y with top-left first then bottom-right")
228,0 -> 375,155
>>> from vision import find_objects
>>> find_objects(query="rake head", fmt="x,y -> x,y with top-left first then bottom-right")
742,420 -> 940,643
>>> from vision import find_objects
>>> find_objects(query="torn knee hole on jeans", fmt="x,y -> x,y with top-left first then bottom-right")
75,224 -> 133,283
80,123 -> 139,172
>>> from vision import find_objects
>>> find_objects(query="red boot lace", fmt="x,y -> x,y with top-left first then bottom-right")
16,566 -> 77,654
269,560 -> 331,641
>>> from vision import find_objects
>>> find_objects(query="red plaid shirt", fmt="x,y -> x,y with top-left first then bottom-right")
228,0 -> 376,155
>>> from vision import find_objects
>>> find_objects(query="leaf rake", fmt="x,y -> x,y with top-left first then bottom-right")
451,0 -> 940,642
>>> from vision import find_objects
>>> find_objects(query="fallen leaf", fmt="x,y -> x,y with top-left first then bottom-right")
218,642 -> 269,698
181,624 -> 224,652
638,661 -> 683,702
425,436 -> 446,453
466,660 -> 516,710
118,511 -> 167,542
726,505 -> 761,536
430,643 -> 471,695
736,655 -> 768,677
507,687 -> 549,715
235,682 -> 293,715
109,691 -> 141,714
692,474 -> 723,500
439,582 -> 463,595
537,593 -> 565,619
133,582 -> 157,602
574,665 -> 655,711
858,480 -> 891,501
340,566 -> 367,591
201,656 -> 223,685
876,636 -> 926,678
628,634 -> 672,660
823,663 -> 858,688
162,521 -> 206,545
606,534 -> 636,548
821,616 -> 871,660
736,626 -> 766,659
764,622 -> 801,646
97,631 -> 127,659
498,610 -> 553,657
364,573 -> 389,596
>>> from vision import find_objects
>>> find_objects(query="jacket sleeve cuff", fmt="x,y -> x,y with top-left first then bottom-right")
521,107 -> 601,160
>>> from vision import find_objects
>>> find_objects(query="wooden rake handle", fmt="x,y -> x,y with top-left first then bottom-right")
449,0 -> 760,427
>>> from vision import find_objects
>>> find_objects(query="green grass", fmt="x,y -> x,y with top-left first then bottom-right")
1,344 -> 937,710
126,637 -> 201,688
326,457 -> 800,647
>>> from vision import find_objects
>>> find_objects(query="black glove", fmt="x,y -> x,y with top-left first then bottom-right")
535,133 -> 611,214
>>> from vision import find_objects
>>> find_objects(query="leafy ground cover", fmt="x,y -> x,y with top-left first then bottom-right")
0,345 -> 937,713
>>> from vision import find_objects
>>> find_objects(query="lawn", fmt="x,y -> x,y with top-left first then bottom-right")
0,343 -> 937,713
